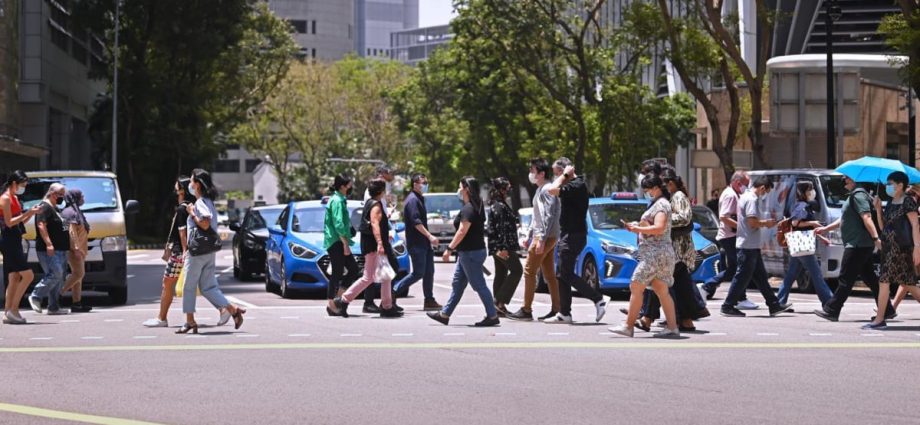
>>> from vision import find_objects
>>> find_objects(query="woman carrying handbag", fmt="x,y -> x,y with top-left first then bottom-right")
776,181 -> 833,307
177,169 -> 246,334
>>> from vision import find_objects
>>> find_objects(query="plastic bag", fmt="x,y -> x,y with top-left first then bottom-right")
174,261 -> 201,297
374,256 -> 396,282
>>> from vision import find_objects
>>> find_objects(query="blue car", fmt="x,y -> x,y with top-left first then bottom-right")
264,199 -> 410,298
576,193 -> 721,292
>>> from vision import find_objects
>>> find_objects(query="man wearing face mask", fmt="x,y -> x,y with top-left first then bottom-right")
720,177 -> 792,317
508,158 -> 561,321
392,173 -> 442,310
701,171 -> 756,310
29,183 -> 71,315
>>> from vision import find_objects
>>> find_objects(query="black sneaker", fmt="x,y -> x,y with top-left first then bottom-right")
507,308 -> 534,321
871,311 -> 898,322
333,297 -> 350,316
363,303 -> 381,314
380,307 -> 403,318
769,303 -> 793,317
475,316 -> 500,327
701,285 -> 716,300
538,310 -> 558,321
426,311 -> 449,325
495,305 -> 510,318
720,307 -> 746,317
71,303 -> 92,313
814,308 -> 838,322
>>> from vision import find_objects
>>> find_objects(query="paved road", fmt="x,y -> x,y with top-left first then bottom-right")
1,250 -> 919,424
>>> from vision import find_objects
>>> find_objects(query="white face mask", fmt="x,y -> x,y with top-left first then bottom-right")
528,172 -> 538,185
806,190 -> 816,202
385,181 -> 392,194
456,189 -> 464,202
15,185 -> 25,195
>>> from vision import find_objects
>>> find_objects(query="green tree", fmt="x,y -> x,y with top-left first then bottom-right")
880,3 -> 920,98
75,0 -> 297,237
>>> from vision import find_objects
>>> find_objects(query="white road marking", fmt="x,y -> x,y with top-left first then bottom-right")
236,334 -> 259,338
757,333 -> 779,336
434,284 -> 453,290
226,296 -> 258,309
495,332 -> 517,336
809,333 -> 833,336
391,333 -> 414,337
861,333 -> 884,337
280,316 -> 300,320
133,336 -> 157,340
127,254 -> 148,260
548,332 -> 569,336
186,335 -> 206,338
127,274 -> 136,279
30,337 -> 53,341
704,333 -> 727,336
59,319 -> 80,323
104,319 -> 124,323
443,332 -> 465,336
340,333 -> 362,337
454,315 -> 474,318
81,336 -> 104,340
288,334 -> 311,337
221,267 -> 234,273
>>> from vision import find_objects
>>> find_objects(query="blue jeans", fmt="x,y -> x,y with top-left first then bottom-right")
441,249 -> 497,318
777,254 -> 833,305
722,249 -> 780,310
182,252 -> 230,314
33,251 -> 67,311
393,246 -> 435,301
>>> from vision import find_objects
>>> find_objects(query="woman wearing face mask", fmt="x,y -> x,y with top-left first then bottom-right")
609,173 -> 679,338
893,185 -> 920,312
59,189 -> 92,313
776,181 -> 833,306
2,171 -> 41,324
427,177 -> 500,327
487,177 -> 522,317
868,171 -> 920,330
324,174 -> 360,317
143,176 -> 211,327
178,169 -> 246,334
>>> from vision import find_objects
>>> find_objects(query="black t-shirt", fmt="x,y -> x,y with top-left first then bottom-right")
559,177 -> 589,235
35,202 -> 70,251
360,199 -> 392,255
168,203 -> 190,251
453,203 -> 486,252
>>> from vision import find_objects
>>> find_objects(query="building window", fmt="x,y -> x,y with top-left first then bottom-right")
311,48 -> 316,58
213,159 -> 240,173
245,159 -> 262,173
311,20 -> 316,34
289,19 -> 307,34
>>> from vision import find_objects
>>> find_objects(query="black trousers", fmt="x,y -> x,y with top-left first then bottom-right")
327,241 -> 360,299
557,232 -> 603,316
642,262 -> 705,321
492,252 -> 523,305
825,246 -> 892,315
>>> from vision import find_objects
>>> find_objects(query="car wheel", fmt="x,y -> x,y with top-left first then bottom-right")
582,256 -> 600,293
233,258 -> 241,279
240,269 -> 253,281
108,287 -> 128,305
264,264 -> 278,293
279,263 -> 292,299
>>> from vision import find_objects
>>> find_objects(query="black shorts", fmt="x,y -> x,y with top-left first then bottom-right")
1,231 -> 29,274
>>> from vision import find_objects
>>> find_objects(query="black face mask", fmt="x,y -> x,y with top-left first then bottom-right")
55,197 -> 64,206
346,187 -> 353,196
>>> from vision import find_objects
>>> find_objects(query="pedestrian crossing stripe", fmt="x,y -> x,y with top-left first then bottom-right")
0,402 -> 163,425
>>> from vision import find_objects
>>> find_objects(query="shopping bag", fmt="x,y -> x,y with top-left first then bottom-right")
375,256 -> 396,282
786,230 -> 816,257
175,266 -> 187,297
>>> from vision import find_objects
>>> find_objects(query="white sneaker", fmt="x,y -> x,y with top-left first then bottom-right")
28,296 -> 42,314
594,299 -> 608,323
142,318 -> 168,328
653,328 -> 681,338
545,313 -> 573,324
3,311 -> 26,324
217,308 -> 232,326
608,324 -> 634,337
47,308 -> 70,316
736,300 -> 760,310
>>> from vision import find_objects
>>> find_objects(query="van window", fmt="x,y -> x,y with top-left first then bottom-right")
819,175 -> 848,208
20,177 -> 120,212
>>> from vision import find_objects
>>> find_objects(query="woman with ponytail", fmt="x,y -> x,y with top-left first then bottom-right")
1,171 -> 41,324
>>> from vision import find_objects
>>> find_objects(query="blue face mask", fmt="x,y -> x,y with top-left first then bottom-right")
886,184 -> 896,198
420,184 -> 429,194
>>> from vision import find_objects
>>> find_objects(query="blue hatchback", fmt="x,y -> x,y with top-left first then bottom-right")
264,199 -> 410,298
577,194 -> 721,292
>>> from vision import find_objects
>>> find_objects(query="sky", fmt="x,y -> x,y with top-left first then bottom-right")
419,0 -> 457,27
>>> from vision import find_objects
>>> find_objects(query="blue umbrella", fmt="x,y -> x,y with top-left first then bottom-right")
835,156 -> 920,184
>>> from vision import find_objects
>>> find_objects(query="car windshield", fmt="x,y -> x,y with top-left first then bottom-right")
589,203 -> 647,230
819,175 -> 848,208
425,195 -> 463,216
520,214 -> 532,228
19,177 -> 120,212
250,209 -> 283,230
692,207 -> 718,228
291,206 -> 362,233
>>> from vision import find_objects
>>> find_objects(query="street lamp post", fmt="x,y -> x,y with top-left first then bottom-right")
825,0 -> 841,168
112,0 -> 120,173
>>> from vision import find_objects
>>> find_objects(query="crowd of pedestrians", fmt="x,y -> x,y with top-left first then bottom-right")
3,158 -> 919,337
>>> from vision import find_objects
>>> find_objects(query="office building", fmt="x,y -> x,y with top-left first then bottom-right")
389,24 -> 452,65
267,0 -> 355,60
356,0 -> 418,60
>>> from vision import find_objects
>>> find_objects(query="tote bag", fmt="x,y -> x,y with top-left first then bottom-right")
786,230 -> 816,257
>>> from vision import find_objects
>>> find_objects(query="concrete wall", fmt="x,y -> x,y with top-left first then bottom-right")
358,0 -> 417,59
268,0 -> 355,60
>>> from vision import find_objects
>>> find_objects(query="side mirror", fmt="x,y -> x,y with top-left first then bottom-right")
395,222 -> 406,232
229,222 -> 241,232
268,225 -> 285,236
124,200 -> 140,215
693,222 -> 701,232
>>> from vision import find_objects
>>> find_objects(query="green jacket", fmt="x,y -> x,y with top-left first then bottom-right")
323,192 -> 352,250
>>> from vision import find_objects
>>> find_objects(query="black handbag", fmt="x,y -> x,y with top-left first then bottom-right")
885,204 -> 914,249
188,224 -> 222,256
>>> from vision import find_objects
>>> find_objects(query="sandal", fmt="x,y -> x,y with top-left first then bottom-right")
176,323 -> 198,334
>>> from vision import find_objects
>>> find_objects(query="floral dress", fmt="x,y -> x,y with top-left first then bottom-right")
669,191 -> 696,269
487,201 -> 519,256
880,196 -> 918,286
632,197 -> 677,288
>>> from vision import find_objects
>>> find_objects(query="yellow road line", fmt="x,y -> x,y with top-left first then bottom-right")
0,402 -> 163,425
0,341 -> 920,353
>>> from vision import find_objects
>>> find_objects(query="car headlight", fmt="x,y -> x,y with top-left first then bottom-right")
700,243 -> 719,257
602,241 -> 635,256
826,230 -> 843,246
101,236 -> 127,252
393,240 -> 407,256
288,242 -> 317,259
